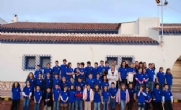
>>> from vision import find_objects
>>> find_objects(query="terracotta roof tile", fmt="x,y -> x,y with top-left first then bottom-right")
0,35 -> 158,45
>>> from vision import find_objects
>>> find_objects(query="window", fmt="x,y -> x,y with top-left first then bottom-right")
106,57 -> 118,65
25,56 -> 36,69
122,57 -> 133,63
40,57 -> 51,69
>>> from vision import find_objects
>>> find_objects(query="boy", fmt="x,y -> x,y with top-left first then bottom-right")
135,68 -> 144,91
44,63 -> 53,79
86,74 -> 95,89
137,86 -> 147,110
85,61 -> 93,79
60,59 -> 67,78
152,84 -> 163,110
53,84 -> 61,110
109,82 -> 117,110
34,86 -> 42,110
44,88 -> 53,110
53,73 -> 61,89
94,73 -> 102,88
146,63 -> 155,92
53,61 -> 61,76
104,61 -> 110,76
34,65 -> 42,79
128,83 -> 136,110
79,62 -> 85,80
162,84 -> 173,110
35,73 -> 44,91
74,63 -> 80,81
44,73 -> 53,91
75,86 -> 83,110
92,62 -> 98,78
98,60 -> 105,76
75,77 -> 85,91
145,87 -> 152,110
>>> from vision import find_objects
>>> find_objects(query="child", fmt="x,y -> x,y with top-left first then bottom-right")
26,72 -> 35,98
75,77 -> 85,91
53,84 -> 61,110
74,62 -> 80,81
135,68 -> 144,91
165,68 -> 173,91
60,76 -> 68,91
143,68 -> 149,88
44,73 -> 53,90
104,61 -> 110,75
152,84 -> 163,110
94,84 -> 101,110
156,67 -> 165,91
75,86 -> 83,110
162,84 -> 173,110
118,61 -> 128,85
68,77 -> 75,89
68,85 -> 76,110
137,86 -> 147,110
79,62 -> 86,80
66,62 -> 74,81
83,84 -> 94,110
53,60 -> 61,76
34,65 -> 42,79
116,83 -> 129,110
93,62 -> 98,79
53,73 -> 61,89
94,73 -> 102,88
101,75 -> 109,90
44,63 -> 53,79
23,81 -> 33,110
60,86 -> 69,110
109,82 -> 117,110
145,87 -> 152,110
101,86 -> 110,110
128,83 -> 136,110
60,59 -> 68,78
85,61 -> 93,79
98,60 -> 105,76
86,74 -> 95,89
34,86 -> 42,110
11,82 -> 21,110
35,73 -> 44,91
44,87 -> 53,110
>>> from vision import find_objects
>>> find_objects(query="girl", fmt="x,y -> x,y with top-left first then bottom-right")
162,84 -> 173,110
44,87 -> 53,110
107,65 -> 118,88
116,83 -> 129,110
66,62 -> 74,81
44,63 -> 53,79
44,73 -> 53,90
26,72 -> 35,99
94,84 -> 101,110
165,68 -> 173,91
143,68 -> 149,88
101,86 -> 110,110
53,73 -> 61,89
145,87 -> 152,110
23,81 -> 33,110
11,82 -> 21,110
60,86 -> 69,110
101,75 -> 109,90
118,61 -> 128,85
53,84 -> 61,110
75,86 -> 83,110
156,67 -> 165,91
34,86 -> 43,110
128,83 -> 136,110
109,82 -> 117,110
68,85 -> 76,110
83,84 -> 94,110
137,86 -> 147,110
60,76 -> 68,91
135,68 -> 144,91
152,84 -> 163,110
68,77 -> 75,89
143,62 -> 147,68
94,73 -> 102,88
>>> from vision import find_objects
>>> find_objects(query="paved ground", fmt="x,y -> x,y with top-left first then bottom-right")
173,92 -> 181,100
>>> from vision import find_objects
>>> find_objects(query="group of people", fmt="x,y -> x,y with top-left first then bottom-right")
10,59 -> 174,110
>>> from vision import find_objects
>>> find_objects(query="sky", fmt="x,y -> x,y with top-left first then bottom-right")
0,0 -> 181,23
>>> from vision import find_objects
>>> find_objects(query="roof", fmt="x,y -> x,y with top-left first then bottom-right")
0,22 -> 121,34
0,35 -> 159,45
0,18 -> 7,25
153,24 -> 181,35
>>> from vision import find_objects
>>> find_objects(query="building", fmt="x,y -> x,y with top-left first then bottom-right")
0,16 -> 181,92
0,18 -> 7,25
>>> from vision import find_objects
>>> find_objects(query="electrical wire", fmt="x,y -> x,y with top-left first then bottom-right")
167,6 -> 181,14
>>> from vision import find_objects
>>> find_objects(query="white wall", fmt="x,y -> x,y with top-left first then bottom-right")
120,22 -> 137,35
148,28 -> 159,41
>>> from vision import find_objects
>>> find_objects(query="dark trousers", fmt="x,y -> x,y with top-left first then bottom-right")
152,101 -> 163,110
164,100 -> 173,110
128,96 -> 134,110
145,102 -> 151,110
11,99 -> 20,110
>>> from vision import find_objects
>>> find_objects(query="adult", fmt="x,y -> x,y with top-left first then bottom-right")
107,65 -> 118,87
